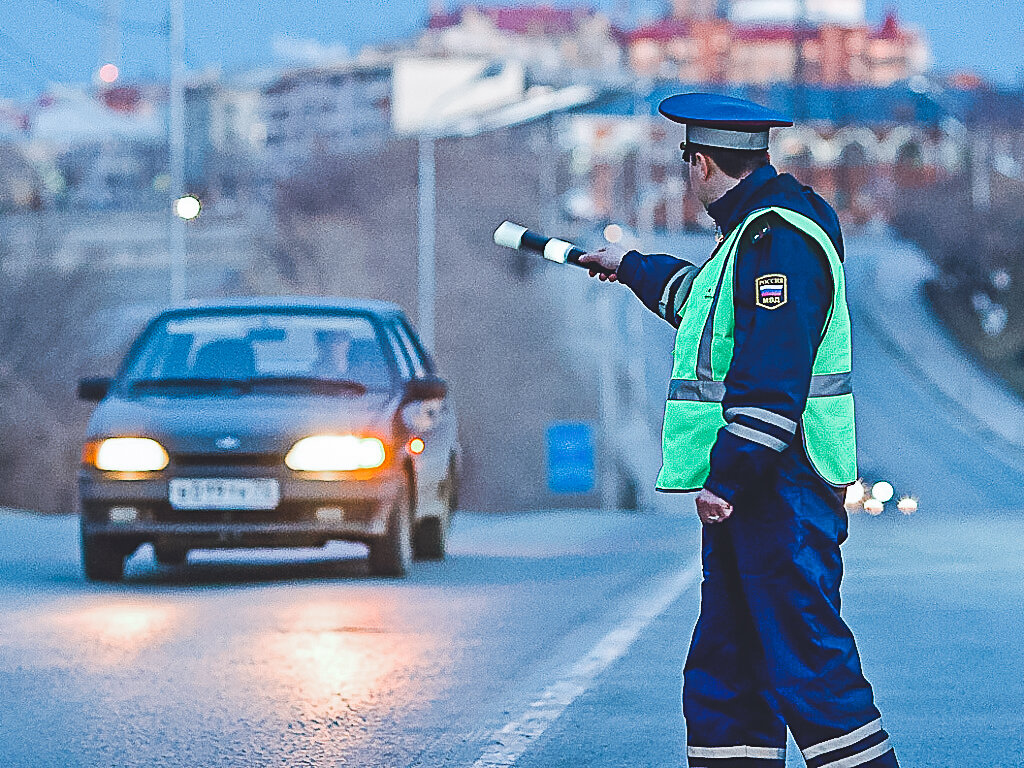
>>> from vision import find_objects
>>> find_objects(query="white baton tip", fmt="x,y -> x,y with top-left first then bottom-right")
494,221 -> 528,249
543,238 -> 573,264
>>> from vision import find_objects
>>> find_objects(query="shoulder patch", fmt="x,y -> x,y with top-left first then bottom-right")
755,273 -> 788,310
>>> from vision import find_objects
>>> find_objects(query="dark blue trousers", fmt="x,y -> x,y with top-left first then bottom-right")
683,450 -> 899,768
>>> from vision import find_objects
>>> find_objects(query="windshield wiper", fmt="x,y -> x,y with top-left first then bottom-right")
129,377 -> 253,393
247,376 -> 368,395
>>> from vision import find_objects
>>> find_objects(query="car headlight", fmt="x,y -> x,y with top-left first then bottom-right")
285,435 -> 386,472
88,437 -> 170,472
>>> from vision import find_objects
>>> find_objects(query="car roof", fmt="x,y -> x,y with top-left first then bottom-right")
160,296 -> 407,318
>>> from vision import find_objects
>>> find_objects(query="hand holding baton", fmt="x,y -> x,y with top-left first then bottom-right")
492,221 -> 616,276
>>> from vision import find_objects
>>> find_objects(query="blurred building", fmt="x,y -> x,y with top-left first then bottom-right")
565,83 -> 977,229
0,76 -> 271,212
626,11 -> 929,86
10,85 -> 167,211
183,72 -> 265,199
419,5 -> 622,80
260,60 -> 392,179
671,0 -> 717,20
0,100 -> 29,140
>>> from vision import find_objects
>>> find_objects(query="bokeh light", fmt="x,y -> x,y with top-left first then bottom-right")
897,497 -> 918,514
603,223 -> 623,243
98,64 -> 119,84
871,481 -> 895,503
174,195 -> 202,220
844,479 -> 866,507
864,498 -> 884,515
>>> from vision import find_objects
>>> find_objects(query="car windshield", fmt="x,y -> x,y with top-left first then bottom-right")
121,311 -> 394,393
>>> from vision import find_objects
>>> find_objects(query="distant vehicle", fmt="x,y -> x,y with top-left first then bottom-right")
77,298 -> 460,581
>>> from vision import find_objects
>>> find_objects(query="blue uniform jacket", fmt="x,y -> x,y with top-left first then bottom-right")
617,165 -> 845,504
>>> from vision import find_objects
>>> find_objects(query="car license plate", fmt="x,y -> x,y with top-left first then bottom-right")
168,478 -> 280,510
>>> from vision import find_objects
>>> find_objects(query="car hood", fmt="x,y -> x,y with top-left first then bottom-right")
86,392 -> 399,454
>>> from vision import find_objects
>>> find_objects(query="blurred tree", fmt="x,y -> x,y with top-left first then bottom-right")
894,178 -> 1024,395
0,266 -> 106,513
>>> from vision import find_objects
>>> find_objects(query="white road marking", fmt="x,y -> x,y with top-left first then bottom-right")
469,560 -> 701,767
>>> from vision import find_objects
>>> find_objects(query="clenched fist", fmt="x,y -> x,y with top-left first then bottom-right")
696,488 -> 733,525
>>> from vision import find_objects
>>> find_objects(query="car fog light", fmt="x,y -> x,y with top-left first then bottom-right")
316,507 -> 344,523
408,437 -> 425,455
109,506 -> 139,524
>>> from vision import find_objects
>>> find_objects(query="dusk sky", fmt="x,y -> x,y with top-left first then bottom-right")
0,0 -> 1021,99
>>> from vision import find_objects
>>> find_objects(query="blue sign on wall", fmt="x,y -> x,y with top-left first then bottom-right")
546,422 -> 596,494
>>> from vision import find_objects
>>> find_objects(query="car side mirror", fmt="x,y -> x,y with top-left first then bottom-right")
78,377 -> 112,402
403,376 -> 447,402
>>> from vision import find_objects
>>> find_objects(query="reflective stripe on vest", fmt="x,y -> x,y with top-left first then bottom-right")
656,206 -> 857,491
667,372 -> 852,402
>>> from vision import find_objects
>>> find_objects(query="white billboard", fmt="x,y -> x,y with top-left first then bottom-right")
729,0 -> 865,24
392,57 -> 526,135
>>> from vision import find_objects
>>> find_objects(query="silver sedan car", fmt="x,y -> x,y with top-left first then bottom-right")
77,298 -> 460,581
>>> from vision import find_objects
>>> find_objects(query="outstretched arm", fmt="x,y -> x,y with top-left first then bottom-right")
579,246 -> 699,327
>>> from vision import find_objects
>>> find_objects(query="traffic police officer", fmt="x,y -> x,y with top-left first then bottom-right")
580,93 -> 899,768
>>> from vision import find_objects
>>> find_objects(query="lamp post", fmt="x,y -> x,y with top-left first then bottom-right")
416,61 -> 507,353
417,133 -> 437,352
168,0 -> 186,305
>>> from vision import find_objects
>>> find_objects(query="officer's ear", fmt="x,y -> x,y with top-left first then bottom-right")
695,151 -> 716,182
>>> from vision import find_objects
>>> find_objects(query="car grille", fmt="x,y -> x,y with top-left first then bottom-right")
85,493 -> 379,525
151,502 -> 309,525
172,452 -> 282,468
148,500 -> 378,526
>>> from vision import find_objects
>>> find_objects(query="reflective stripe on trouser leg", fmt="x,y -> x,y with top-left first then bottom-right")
685,744 -> 786,767
683,525 -> 786,768
725,453 -> 899,768
802,718 -> 896,768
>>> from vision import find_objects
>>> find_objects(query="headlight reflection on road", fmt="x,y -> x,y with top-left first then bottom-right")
47,601 -> 182,666
254,600 -> 427,713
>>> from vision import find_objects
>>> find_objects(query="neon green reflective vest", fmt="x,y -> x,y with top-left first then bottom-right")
656,206 -> 857,491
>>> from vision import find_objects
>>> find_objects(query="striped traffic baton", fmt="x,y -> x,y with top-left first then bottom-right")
492,221 -> 614,276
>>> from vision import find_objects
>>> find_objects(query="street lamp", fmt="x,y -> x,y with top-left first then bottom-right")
174,194 -> 201,220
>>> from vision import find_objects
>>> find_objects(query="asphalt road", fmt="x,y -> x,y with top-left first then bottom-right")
2,234 -> 1023,767
0,508 -> 700,768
